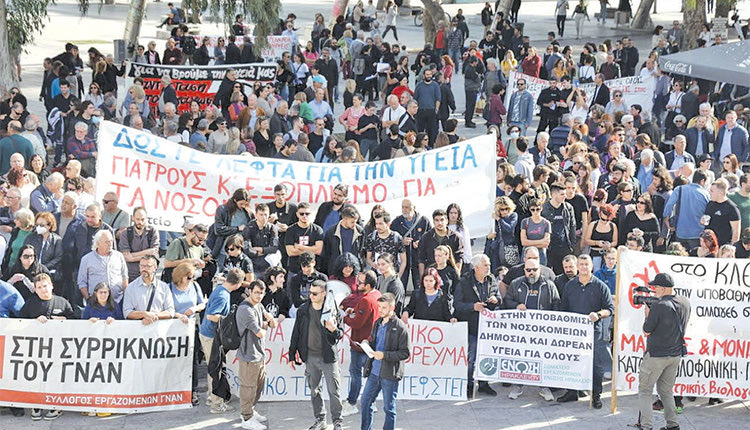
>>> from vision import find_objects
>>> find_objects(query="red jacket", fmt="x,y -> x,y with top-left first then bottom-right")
343,289 -> 381,352
521,54 -> 542,78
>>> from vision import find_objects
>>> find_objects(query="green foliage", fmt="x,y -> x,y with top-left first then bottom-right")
6,0 -> 55,52
182,0 -> 282,48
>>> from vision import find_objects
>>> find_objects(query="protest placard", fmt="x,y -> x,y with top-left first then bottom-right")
0,319 -> 194,413
616,250 -> 750,401
505,70 -> 655,116
95,121 -> 496,237
126,62 -> 277,116
225,318 -> 468,401
475,309 -> 594,390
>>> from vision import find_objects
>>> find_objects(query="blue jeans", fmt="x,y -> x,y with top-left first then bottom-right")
361,373 -> 398,430
448,48 -> 461,70
347,349 -> 368,405
596,319 -> 613,374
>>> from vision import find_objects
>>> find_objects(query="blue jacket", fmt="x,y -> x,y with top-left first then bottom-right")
663,183 -> 710,240
594,266 -> 616,295
714,124 -> 749,162
507,90 -> 534,129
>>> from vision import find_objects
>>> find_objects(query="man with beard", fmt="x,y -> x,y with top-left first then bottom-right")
504,258 -> 560,401
269,184 -> 298,268
119,207 -> 160,282
391,199 -> 432,291
554,254 -> 578,297
537,80 -> 563,133
314,184 -> 349,234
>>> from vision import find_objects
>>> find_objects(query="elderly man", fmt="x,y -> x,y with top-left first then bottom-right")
664,135 -> 695,173
78,230 -> 128,303
161,102 -> 179,129
686,103 -> 719,137
309,88 -> 334,123
0,187 -> 23,238
122,255 -> 175,323
21,116 -> 47,160
30,172 -> 64,214
454,254 -> 500,398
66,122 -> 97,177
55,191 -> 83,239
715,110 -> 750,163
101,191 -> 130,240
3,153 -> 39,187
636,149 -> 656,191
0,121 -> 35,175
270,101 -> 291,136
64,159 -> 82,180
381,95 -> 406,129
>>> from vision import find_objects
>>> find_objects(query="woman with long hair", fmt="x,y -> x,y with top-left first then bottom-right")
721,154 -> 742,177
253,116 -> 273,157
211,189 -> 253,257
4,243 -> 50,301
376,253 -> 405,314
692,229 -> 719,258
584,203 -> 618,270
622,193 -> 660,251
24,212 -> 63,283
441,55 -> 455,84
29,154 -> 49,185
447,203 -> 472,266
401,267 -> 456,322
82,282 -> 123,322
85,82 -> 104,108
432,245 -> 460,296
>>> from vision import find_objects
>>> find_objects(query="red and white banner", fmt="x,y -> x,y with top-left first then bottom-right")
616,250 -> 750,401
226,318 -> 469,401
126,62 -> 276,116
0,319 -> 195,413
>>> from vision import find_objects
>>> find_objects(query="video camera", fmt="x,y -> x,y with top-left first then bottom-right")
633,286 -> 658,307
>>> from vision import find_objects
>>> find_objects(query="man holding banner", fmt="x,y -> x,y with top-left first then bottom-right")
637,273 -> 690,430
557,254 -> 613,409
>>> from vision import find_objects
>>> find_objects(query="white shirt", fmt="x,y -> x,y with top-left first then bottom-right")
720,126 -> 734,160
381,105 -> 406,123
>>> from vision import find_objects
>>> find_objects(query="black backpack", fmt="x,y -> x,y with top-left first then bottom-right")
217,302 -> 250,351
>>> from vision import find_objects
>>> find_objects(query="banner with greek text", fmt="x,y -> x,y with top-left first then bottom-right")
0,319 -> 194,413
475,309 -> 594,390
505,71 -> 655,116
616,250 -> 750,401
225,318 -> 468,401
95,121 -> 496,237
126,62 -> 276,116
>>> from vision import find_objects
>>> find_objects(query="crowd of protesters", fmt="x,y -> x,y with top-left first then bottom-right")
1,1 -> 749,429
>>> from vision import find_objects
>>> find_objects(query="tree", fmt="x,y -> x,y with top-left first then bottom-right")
421,0 -> 447,45
631,0 -> 655,30
0,0 -> 55,93
181,0 -> 281,48
683,0 -> 707,50
715,0 -> 737,18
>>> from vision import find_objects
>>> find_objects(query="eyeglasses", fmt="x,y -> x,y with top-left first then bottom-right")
21,254 -> 35,259
309,291 -> 322,296
499,207 -> 509,211
530,207 -> 541,212
524,267 -> 539,272
299,212 -> 311,216
102,199 -> 114,204
614,94 -> 622,98
622,189 -> 633,193
572,161 -> 582,165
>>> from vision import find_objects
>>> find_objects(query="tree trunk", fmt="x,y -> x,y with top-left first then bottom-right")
684,0 -> 707,50
631,0 -> 655,29
421,0 -> 446,45
0,0 -> 17,93
496,0 -> 512,17
376,0 -> 388,11
715,0 -> 734,17
123,0 -> 147,57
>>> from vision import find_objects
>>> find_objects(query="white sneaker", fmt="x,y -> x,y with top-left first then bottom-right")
508,385 -> 524,399
241,416 -> 267,430
252,412 -> 267,423
210,401 -> 235,414
341,402 -> 359,417
539,387 -> 555,402
603,371 -> 612,380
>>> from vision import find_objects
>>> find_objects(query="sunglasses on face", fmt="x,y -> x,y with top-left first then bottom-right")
530,207 -> 541,212
227,246 -> 240,251
524,267 -> 539,272
21,254 -> 35,259
299,212 -> 311,216
309,291 -> 322,296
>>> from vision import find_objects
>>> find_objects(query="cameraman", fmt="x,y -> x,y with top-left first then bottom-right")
638,273 -> 690,430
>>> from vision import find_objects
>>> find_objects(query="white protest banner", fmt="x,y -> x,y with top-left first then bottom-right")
475,309 -> 594,390
616,250 -> 750,401
126,62 -> 276,116
95,121 -> 496,237
190,35 -> 295,62
225,318 -> 468,401
505,70 -> 655,115
0,319 -> 194,413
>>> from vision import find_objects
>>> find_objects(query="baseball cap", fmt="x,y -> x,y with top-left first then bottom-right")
649,273 -> 674,288
697,153 -> 713,164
